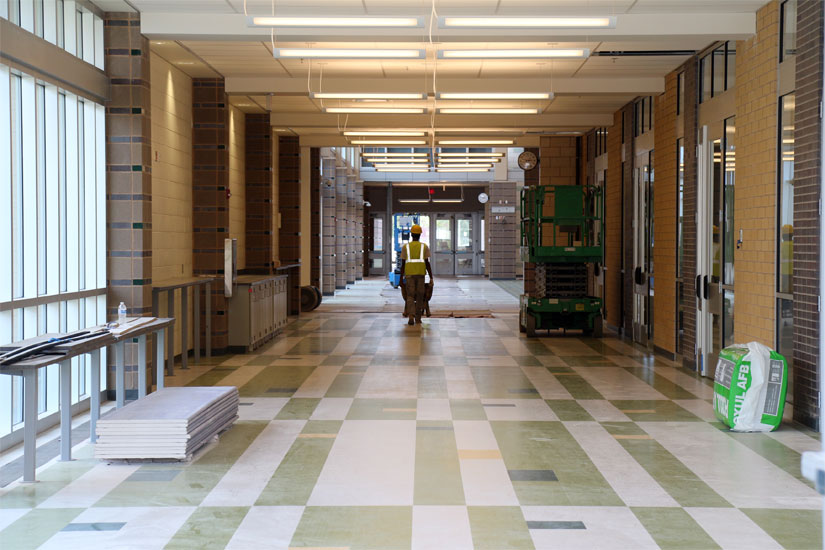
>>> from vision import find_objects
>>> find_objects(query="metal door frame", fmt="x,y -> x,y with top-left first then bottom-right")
368,213 -> 386,276
632,152 -> 652,345
696,125 -> 715,377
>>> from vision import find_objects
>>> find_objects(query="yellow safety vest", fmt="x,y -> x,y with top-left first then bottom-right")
404,242 -> 427,276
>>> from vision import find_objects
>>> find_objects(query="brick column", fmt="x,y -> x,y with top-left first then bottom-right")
322,156 -> 337,295
605,110 -> 623,330
654,72 -> 679,356
192,78 -> 230,353
792,0 -> 824,428
311,148 -> 322,289
245,113 -> 274,271
347,174 -> 356,285
278,136 -> 301,314
104,12 -> 152,395
681,57 -> 699,365
335,165 -> 347,289
356,180 -> 365,281
621,104 -> 636,337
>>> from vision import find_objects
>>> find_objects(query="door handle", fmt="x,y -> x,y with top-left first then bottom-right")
703,275 -> 709,300
634,267 -> 643,285
695,275 -> 702,300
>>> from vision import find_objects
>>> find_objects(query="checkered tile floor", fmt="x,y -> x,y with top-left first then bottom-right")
0,280 -> 822,549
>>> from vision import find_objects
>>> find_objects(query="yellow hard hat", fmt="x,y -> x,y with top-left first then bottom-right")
410,224 -> 423,234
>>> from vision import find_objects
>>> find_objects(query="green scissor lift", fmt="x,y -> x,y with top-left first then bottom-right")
519,184 -> 604,337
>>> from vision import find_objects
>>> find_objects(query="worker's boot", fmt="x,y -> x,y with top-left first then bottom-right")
408,315 -> 415,326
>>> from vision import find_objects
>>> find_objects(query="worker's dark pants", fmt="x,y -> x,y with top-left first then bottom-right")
405,275 -> 426,320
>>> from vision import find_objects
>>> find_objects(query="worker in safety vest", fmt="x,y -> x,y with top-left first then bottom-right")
400,224 -> 434,326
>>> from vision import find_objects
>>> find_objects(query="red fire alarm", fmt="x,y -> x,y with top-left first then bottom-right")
226,188 -> 232,200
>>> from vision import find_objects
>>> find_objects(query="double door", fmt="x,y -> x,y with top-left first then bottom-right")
433,213 -> 483,276
696,121 -> 736,377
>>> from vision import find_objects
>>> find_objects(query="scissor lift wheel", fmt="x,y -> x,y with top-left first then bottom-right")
525,313 -> 536,338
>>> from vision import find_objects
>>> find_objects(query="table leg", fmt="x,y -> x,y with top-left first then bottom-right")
167,290 -> 175,376
22,369 -> 38,482
137,334 -> 147,397
115,340 -> 125,408
206,281 -> 212,358
181,287 -> 189,370
59,359 -> 72,461
194,283 -> 201,363
90,349 -> 101,444
156,329 -> 165,390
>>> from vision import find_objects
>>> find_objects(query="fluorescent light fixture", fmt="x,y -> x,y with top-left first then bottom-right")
436,164 -> 493,169
438,152 -> 505,157
365,158 -> 430,163
438,158 -> 501,163
439,139 -> 514,145
344,130 -> 427,136
439,16 -> 615,28
362,152 -> 429,157
318,93 -> 426,101
399,198 -> 432,202
439,49 -> 589,59
436,168 -> 492,173
437,92 -> 552,100
432,199 -> 464,203
352,140 -> 427,145
438,108 -> 538,115
277,49 -> 424,59
250,16 -> 423,28
326,107 -> 425,114
379,169 -> 431,173
373,164 -> 431,169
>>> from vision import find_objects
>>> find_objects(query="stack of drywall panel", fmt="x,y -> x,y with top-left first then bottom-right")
95,387 -> 238,460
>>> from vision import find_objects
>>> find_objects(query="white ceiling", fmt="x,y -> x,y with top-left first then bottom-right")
100,0 -> 768,144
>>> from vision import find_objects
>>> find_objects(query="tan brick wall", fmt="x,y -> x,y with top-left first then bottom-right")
150,52 -> 192,356
734,0 -> 779,346
539,136 -> 578,186
654,72 -> 678,354
229,105 -> 246,270
605,111 -> 623,329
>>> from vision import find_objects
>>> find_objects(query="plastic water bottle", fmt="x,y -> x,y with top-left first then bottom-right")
118,302 -> 127,324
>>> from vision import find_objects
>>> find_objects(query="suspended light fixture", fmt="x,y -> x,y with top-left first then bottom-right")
439,16 -> 615,28
344,130 -> 427,136
438,108 -> 538,115
250,16 -> 424,27
439,49 -> 589,59
326,107 -> 425,114
277,49 -> 425,59
438,139 -> 514,145
437,92 -> 553,100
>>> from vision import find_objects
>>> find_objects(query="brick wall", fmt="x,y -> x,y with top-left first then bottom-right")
244,113 -> 274,271
191,77 -> 229,352
792,0 -> 824,428
681,57 -> 699,366
104,12 -> 152,392
321,155 -> 336,295
653,72 -> 678,355
734,0 -> 779,346
605,110 -> 623,330
335,165 -> 348,288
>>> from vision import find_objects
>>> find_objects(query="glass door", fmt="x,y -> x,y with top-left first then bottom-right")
632,151 -> 653,344
368,214 -> 385,276
434,214 -> 455,276
455,213 -> 476,275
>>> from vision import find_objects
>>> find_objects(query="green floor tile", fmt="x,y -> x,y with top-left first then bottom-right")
165,506 -> 249,550
325,372 -> 365,397
615,435 -> 731,507
96,421 -> 267,507
239,365 -> 317,397
632,507 -> 720,550
546,399 -> 595,421
286,336 -> 342,355
470,366 -> 538,399
185,366 -> 237,387
560,356 -> 617,367
414,421 -> 464,505
552,373 -> 605,399
467,506 -> 535,550
512,355 -> 543,366
256,434 -> 336,505
275,398 -> 321,420
346,398 -> 417,420
741,508 -> 822,550
0,457 -> 96,509
724,431 -> 812,485
609,400 -> 703,422
418,365 -> 449,398
0,508 -> 84,550
491,421 -> 623,506
623,367 -> 701,399
450,399 -> 487,420
290,506 -> 412,550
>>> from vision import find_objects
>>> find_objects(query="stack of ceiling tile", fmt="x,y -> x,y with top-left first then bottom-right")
95,386 -> 239,460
